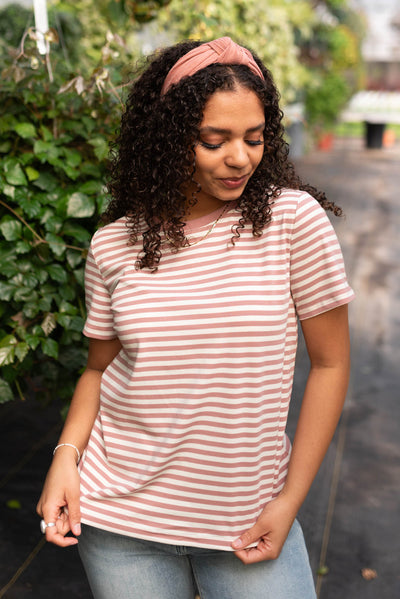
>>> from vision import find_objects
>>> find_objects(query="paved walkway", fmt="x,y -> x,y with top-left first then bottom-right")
291,137 -> 400,598
1,137 -> 399,598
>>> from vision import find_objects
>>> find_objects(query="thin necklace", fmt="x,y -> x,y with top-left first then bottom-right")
164,203 -> 230,247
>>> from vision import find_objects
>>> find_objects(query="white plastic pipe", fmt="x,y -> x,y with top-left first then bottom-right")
33,0 -> 49,55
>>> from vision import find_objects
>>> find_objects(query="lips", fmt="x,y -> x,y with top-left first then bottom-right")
219,175 -> 248,189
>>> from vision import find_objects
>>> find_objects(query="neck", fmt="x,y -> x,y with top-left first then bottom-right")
184,199 -> 227,221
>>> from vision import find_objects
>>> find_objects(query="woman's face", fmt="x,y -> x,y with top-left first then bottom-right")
186,86 -> 265,218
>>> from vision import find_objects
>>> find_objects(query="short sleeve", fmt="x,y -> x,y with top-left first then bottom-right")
83,244 -> 117,339
290,194 -> 355,320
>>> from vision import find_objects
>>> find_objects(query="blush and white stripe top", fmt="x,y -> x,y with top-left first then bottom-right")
79,189 -> 354,550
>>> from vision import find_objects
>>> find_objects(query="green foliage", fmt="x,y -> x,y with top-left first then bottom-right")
0,5 -> 32,51
300,2 -> 364,134
49,0 -> 171,73
6,498 -> 22,510
103,0 -> 173,24
155,0 -> 316,105
305,71 -> 350,130
0,0 -> 365,404
0,32 -> 127,404
153,0 -> 364,121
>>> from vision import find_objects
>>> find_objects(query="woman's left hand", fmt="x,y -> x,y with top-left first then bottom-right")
231,494 -> 297,564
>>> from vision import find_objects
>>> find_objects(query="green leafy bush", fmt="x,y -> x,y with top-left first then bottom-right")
305,71 -> 350,131
0,32 -> 126,404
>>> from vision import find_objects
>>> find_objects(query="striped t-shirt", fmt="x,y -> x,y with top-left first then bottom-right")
79,189 -> 354,550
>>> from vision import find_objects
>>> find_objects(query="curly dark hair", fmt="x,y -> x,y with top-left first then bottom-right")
105,39 -> 341,271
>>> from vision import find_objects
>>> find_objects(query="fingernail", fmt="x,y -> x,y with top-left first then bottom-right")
232,538 -> 243,549
73,523 -> 81,535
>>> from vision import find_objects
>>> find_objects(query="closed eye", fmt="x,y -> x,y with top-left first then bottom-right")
200,139 -> 264,150
200,141 -> 222,150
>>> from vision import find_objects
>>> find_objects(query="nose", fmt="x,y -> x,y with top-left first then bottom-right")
224,141 -> 250,169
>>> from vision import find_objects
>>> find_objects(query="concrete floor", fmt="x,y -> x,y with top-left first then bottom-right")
1,137 -> 399,598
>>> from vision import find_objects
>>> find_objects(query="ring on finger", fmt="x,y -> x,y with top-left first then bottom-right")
40,519 -> 56,534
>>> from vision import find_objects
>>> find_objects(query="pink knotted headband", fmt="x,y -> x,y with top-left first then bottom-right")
161,37 -> 264,96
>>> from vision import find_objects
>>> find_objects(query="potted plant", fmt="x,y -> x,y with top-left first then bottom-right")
305,71 -> 350,150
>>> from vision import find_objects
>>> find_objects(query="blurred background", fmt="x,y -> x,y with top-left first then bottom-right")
1,1 -> 399,598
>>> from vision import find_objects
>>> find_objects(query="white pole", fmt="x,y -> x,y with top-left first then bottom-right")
33,0 -> 49,55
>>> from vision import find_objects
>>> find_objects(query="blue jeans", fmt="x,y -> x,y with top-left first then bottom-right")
78,519 -> 316,599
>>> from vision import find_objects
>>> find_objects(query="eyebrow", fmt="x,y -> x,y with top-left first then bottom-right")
199,122 -> 265,134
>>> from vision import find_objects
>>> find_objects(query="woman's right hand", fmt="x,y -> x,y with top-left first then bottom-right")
36,449 -> 81,546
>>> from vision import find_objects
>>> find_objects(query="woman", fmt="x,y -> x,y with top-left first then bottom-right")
37,37 -> 354,599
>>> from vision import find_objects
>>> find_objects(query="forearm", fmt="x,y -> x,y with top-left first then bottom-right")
53,337 -> 122,463
37,337 -> 121,546
54,368 -> 102,462
280,361 -> 350,511
232,306 -> 351,562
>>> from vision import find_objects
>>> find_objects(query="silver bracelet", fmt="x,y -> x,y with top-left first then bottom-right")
53,443 -> 80,463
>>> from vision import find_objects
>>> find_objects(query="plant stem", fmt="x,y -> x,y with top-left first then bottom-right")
15,379 -> 25,401
0,198 -> 84,252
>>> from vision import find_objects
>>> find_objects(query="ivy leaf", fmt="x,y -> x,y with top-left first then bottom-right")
0,378 -> 14,403
46,263 -> 67,283
73,267 -> 85,287
69,316 -> 85,332
41,337 -> 59,359
79,180 -> 102,194
25,166 -> 40,181
0,245 -> 18,262
1,262 -> 19,277
40,125 -> 53,142
97,190 -> 110,213
14,259 -> 33,273
15,342 -> 29,362
0,219 -> 22,241
11,272 -> 38,289
41,313 -> 57,336
16,195 -> 42,218
80,162 -> 101,177
58,299 -> 78,314
22,303 -> 40,319
66,249 -> 83,268
62,222 -> 91,243
0,114 -> 17,133
34,268 -> 49,285
63,148 -> 82,168
0,281 -> 15,301
38,296 -> 52,312
88,137 -> 109,161
57,314 -> 71,328
45,233 -> 66,257
14,287 -> 39,302
33,140 -> 61,161
62,165 -> 80,181
0,335 -> 17,366
3,158 -> 28,186
40,208 -> 55,225
44,215 -> 63,234
14,122 -> 36,139
25,333 -> 41,350
58,285 -> 76,302
0,141 -> 12,153
67,192 -> 95,218
2,184 -> 15,198
32,171 -> 58,191
10,272 -> 38,299
15,241 -> 31,254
